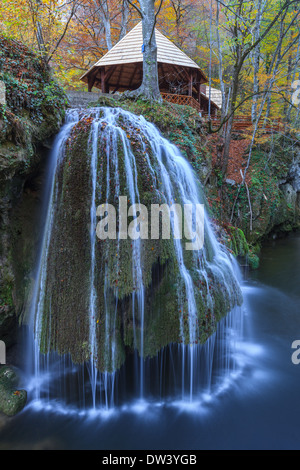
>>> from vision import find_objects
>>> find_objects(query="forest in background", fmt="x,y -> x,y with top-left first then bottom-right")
0,0 -> 299,125
0,0 -> 300,247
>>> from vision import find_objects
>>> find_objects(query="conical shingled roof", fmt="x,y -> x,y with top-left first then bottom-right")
81,22 -> 205,81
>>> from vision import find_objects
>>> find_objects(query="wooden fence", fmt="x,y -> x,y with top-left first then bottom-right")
207,115 -> 283,132
161,93 -> 284,133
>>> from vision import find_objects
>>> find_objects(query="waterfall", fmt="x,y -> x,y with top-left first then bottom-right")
26,109 -> 80,401
26,106 -> 244,412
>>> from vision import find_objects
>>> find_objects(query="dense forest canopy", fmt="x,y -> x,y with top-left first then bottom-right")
0,0 -> 298,112
0,0 -> 299,175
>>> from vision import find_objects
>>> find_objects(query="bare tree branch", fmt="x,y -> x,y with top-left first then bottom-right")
125,0 -> 143,18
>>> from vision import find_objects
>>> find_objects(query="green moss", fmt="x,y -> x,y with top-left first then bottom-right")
247,250 -> 260,270
142,263 -> 180,357
0,34 -> 66,177
94,97 -> 211,184
0,34 -> 67,125
227,225 -> 249,257
93,95 -> 118,109
34,106 -> 242,373
0,35 -> 66,344
0,268 -> 14,307
0,366 -> 27,416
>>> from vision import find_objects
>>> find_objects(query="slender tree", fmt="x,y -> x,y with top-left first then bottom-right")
120,0 -> 130,39
26,0 -> 81,64
251,0 -> 265,123
92,0 -> 113,50
230,12 -> 300,227
212,0 -> 300,177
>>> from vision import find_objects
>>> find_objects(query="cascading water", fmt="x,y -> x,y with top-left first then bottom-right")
26,106 -> 244,413
26,109 -> 80,400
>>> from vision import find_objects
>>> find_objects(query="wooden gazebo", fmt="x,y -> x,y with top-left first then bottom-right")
81,23 -> 220,115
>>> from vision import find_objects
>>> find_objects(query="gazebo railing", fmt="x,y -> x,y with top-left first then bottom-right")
161,93 -> 201,113
161,94 -> 284,133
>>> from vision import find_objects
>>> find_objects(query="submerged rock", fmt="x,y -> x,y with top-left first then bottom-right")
0,366 -> 27,416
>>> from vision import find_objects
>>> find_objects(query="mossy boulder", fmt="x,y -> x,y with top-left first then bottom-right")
0,366 -> 27,416
226,225 -> 249,257
35,108 -> 241,373
247,250 -> 260,270
0,34 -> 67,181
89,96 -> 211,184
95,94 -> 119,109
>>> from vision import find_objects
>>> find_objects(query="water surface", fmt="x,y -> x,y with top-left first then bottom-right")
1,234 -> 300,450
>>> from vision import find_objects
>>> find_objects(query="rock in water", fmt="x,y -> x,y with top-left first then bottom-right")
0,366 -> 27,416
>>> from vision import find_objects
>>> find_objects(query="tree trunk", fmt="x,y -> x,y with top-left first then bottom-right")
125,0 -> 161,101
216,0 -> 226,123
251,0 -> 263,123
119,0 -> 129,40
103,16 -> 112,51
28,0 -> 47,59
93,0 -> 112,51
284,31 -> 294,117
222,57 -> 240,176
140,6 -> 161,100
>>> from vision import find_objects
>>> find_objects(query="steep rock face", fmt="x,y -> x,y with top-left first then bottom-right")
288,152 -> 300,191
216,137 -> 300,265
284,149 -> 300,207
249,143 -> 300,241
0,35 -> 66,348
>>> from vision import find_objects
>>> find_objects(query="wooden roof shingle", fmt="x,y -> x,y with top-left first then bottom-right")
81,22 -> 206,82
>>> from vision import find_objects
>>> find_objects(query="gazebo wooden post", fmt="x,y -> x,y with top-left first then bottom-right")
188,70 -> 193,97
128,64 -> 138,90
101,68 -> 106,94
198,79 -> 202,111
88,72 -> 96,92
